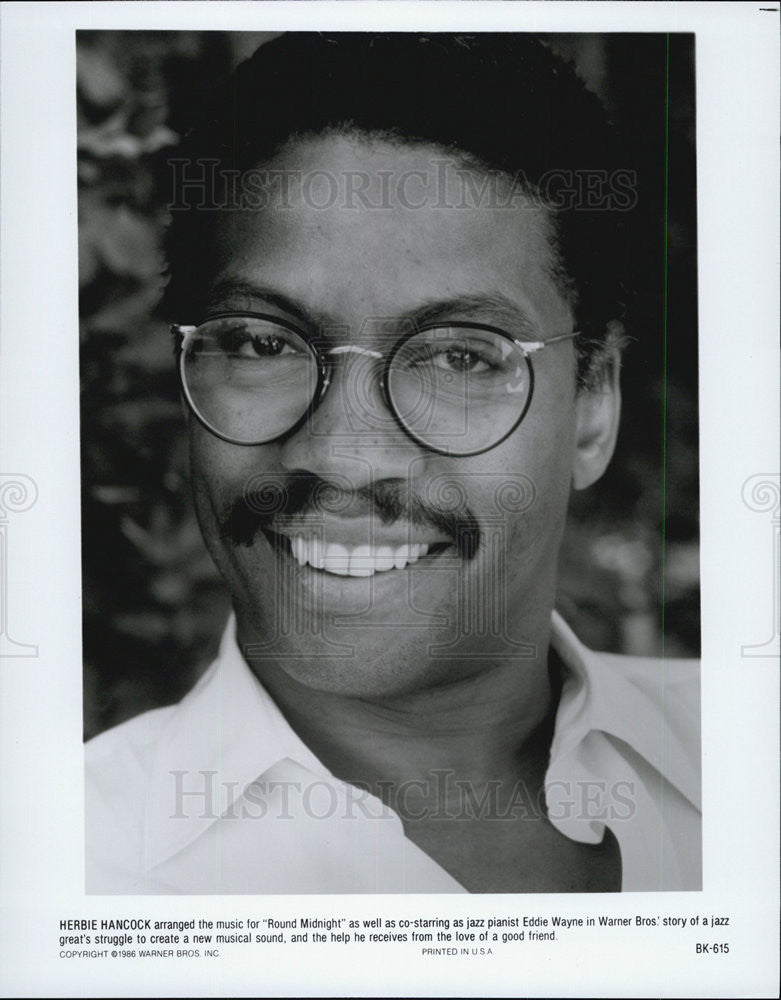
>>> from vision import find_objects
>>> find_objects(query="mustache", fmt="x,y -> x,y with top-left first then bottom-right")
220,472 -> 482,559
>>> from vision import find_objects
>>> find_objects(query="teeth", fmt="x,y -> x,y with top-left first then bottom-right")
375,546 -> 395,571
324,542 -> 349,575
393,545 -> 410,569
309,537 -> 324,570
288,538 -> 431,576
349,545 -> 374,577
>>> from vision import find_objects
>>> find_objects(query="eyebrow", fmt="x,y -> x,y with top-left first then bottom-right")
406,293 -> 541,339
206,278 -> 542,340
206,279 -> 330,331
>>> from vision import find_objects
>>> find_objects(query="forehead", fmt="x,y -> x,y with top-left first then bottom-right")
209,134 -> 572,333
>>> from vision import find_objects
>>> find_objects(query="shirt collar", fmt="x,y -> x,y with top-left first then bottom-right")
145,610 -> 699,869
549,609 -> 701,810
145,615 -> 334,868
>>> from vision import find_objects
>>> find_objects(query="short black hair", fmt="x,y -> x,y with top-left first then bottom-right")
163,32 -> 631,385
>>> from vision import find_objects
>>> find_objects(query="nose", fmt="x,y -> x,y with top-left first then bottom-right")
277,346 -> 426,487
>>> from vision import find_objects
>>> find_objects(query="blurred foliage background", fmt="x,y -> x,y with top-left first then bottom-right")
79,31 -> 700,739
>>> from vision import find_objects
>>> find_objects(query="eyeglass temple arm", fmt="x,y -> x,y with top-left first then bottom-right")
516,330 -> 580,355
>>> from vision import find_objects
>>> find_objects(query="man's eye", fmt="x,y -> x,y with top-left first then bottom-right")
412,341 -> 501,376
210,324 -> 303,360
429,346 -> 492,374
239,333 -> 297,358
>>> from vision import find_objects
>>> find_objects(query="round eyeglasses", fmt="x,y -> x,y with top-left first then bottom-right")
172,312 -> 580,457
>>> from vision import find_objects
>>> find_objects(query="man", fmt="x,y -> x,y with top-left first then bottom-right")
85,33 -> 701,893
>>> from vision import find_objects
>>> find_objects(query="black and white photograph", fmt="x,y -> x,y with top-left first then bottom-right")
0,2 -> 778,998
80,30 -> 701,896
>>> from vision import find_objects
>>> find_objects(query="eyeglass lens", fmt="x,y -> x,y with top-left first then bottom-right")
181,316 -> 533,453
387,327 -> 531,454
182,317 -> 319,444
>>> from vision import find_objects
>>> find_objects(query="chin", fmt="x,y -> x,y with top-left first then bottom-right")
234,607 -> 461,701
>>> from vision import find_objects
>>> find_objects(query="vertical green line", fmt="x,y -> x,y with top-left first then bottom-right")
657,32 -> 671,890
661,34 -> 670,661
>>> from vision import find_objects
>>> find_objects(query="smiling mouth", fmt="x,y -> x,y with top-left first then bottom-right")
262,531 -> 450,577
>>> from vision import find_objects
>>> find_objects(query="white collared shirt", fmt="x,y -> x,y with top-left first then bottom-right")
85,612 -> 701,894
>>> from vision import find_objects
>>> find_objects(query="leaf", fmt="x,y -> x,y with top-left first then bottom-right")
77,42 -> 127,109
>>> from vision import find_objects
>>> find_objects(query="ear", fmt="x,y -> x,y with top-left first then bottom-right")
572,344 -> 622,491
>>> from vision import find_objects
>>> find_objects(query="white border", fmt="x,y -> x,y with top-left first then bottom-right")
1,3 -> 778,997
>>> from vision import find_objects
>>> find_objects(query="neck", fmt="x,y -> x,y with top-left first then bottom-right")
236,613 -> 558,814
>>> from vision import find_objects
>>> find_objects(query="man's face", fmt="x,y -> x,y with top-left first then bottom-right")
187,135 -> 616,698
